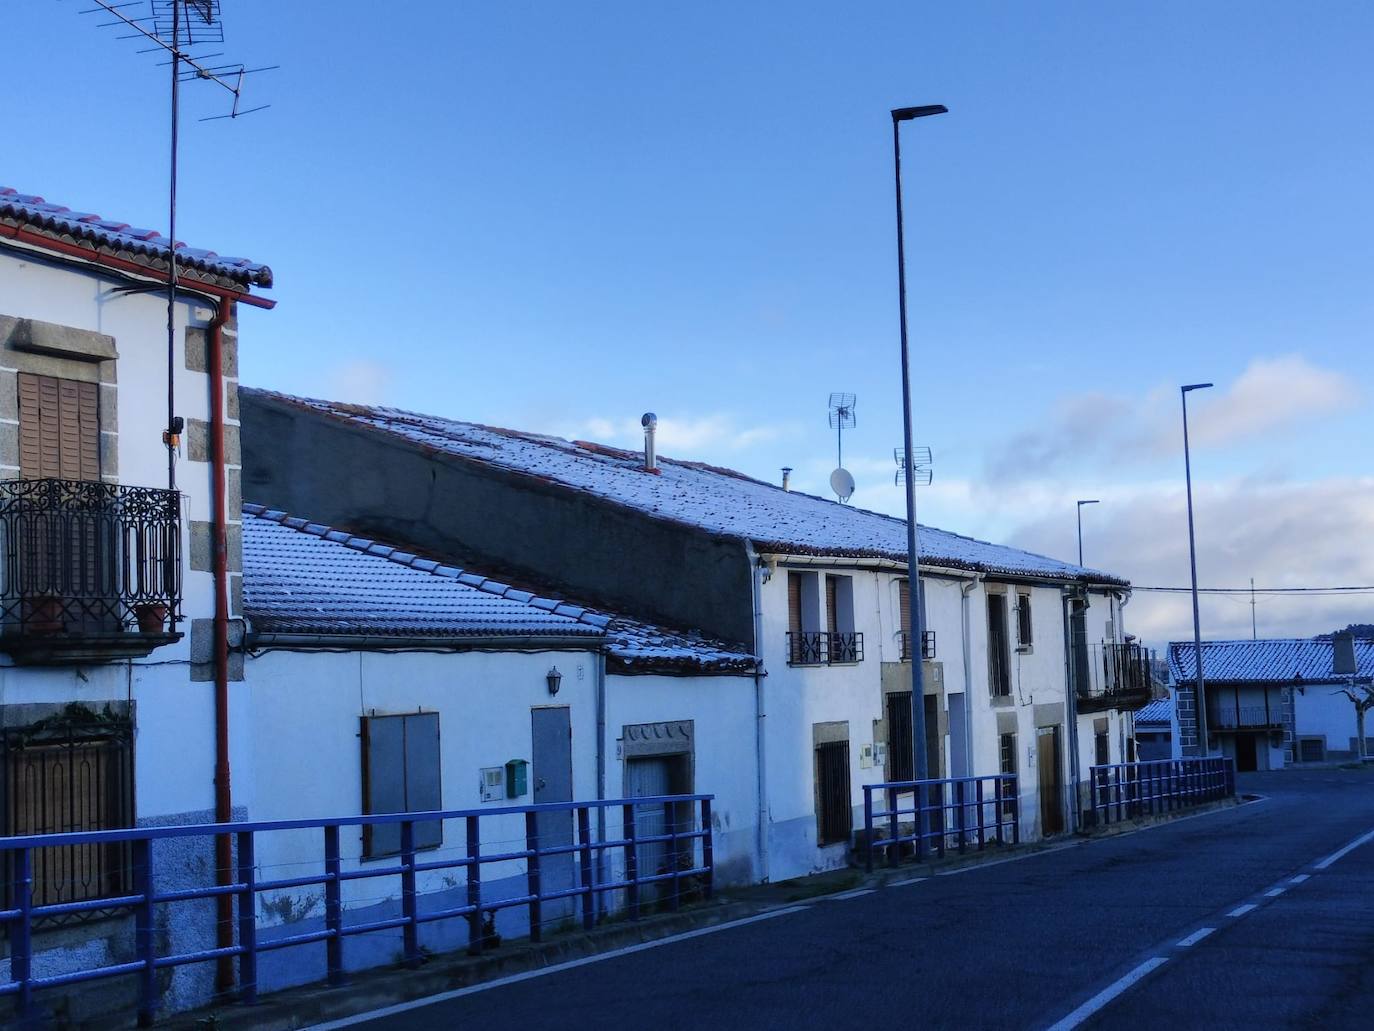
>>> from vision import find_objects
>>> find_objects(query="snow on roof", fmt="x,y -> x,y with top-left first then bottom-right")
250,390 -> 1127,586
1,186 -> 271,289
1167,638 -> 1374,685
1135,697 -> 1174,726
243,505 -> 756,674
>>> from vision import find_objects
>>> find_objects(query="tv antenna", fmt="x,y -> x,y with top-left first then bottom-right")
826,393 -> 857,503
68,1 -> 277,491
894,446 -> 933,487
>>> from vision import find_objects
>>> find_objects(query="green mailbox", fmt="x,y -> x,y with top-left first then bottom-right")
505,758 -> 528,798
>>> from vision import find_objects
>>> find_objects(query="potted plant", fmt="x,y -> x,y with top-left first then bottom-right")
133,602 -> 169,634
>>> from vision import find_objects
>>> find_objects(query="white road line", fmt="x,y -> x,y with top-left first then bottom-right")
1289,873 -> 1310,884
889,876 -> 927,886
302,905 -> 813,1030
1264,887 -> 1286,898
1046,957 -> 1169,1031
1227,903 -> 1258,918
1175,927 -> 1215,948
1314,828 -> 1374,870
824,888 -> 876,900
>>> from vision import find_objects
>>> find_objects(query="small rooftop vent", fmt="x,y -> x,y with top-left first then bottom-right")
641,412 -> 659,473
781,467 -> 793,491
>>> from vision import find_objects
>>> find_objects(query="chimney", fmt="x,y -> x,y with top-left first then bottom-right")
641,412 -> 658,472
781,467 -> 793,491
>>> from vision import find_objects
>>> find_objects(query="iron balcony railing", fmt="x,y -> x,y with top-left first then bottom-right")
0,794 -> 714,1025
897,630 -> 937,662
786,631 -> 864,666
1075,641 -> 1155,712
0,478 -> 181,638
861,774 -> 1019,871
1087,758 -> 1235,826
1207,704 -> 1282,730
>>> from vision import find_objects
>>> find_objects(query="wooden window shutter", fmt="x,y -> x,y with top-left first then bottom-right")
787,572 -> 803,637
825,576 -> 838,635
17,373 -> 100,480
899,580 -> 912,637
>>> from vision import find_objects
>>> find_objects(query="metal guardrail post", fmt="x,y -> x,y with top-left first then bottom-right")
863,789 -> 874,873
885,787 -> 899,868
976,779 -> 986,850
701,797 -> 714,901
525,811 -> 543,941
236,829 -> 257,1004
133,837 -> 157,1027
577,806 -> 595,931
465,815 -> 482,955
623,804 -> 640,920
956,780 -> 967,854
914,786 -> 926,861
1011,777 -> 1021,845
935,783 -> 946,859
324,824 -> 344,986
400,821 -> 419,967
12,847 -> 33,1025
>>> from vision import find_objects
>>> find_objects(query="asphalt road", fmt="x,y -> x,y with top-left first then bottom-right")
332,769 -> 1374,1031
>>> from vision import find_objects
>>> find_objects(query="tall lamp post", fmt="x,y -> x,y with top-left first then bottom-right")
1181,382 -> 1213,755
1076,499 -> 1100,567
892,103 -> 947,781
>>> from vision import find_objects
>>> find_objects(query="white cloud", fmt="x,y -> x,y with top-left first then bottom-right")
323,359 -> 395,406
561,413 -> 800,458
986,355 -> 1361,481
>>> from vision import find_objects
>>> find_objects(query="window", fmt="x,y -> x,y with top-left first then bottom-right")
897,578 -> 929,661
1016,592 -> 1033,651
787,570 -> 824,664
886,692 -> 914,782
361,712 -> 442,858
826,575 -> 859,662
987,593 -> 1011,697
17,373 -> 100,481
999,732 -> 1017,776
814,739 -> 852,845
1095,729 -> 1110,767
2,711 -> 134,918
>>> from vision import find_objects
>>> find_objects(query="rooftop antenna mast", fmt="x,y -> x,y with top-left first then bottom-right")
69,1 -> 276,492
894,446 -> 933,488
827,393 -> 857,503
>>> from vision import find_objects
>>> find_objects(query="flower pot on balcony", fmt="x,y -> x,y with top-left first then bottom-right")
22,594 -> 66,635
134,603 -> 169,635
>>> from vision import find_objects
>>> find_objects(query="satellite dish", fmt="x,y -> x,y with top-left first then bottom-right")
830,467 -> 855,503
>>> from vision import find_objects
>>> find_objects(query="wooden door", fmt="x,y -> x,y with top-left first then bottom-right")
1037,725 -> 1064,836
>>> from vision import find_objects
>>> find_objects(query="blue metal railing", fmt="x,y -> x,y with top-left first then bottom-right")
0,793 -> 714,1025
1088,758 -> 1235,826
861,774 -> 1019,872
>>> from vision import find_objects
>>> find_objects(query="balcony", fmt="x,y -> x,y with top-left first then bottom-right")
1207,703 -> 1282,731
786,631 -> 864,666
1076,641 -> 1154,713
897,630 -> 937,662
0,478 -> 182,664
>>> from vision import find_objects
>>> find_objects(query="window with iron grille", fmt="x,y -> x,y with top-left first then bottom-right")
987,593 -> 1011,697
886,692 -> 914,782
1095,730 -> 1109,766
361,712 -> 442,858
1,708 -> 134,921
1016,592 -> 1033,651
999,732 -> 1017,776
814,740 -> 852,846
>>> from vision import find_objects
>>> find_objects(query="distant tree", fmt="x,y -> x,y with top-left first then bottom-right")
1316,624 -> 1374,641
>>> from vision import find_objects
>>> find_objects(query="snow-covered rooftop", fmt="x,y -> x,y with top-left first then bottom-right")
250,391 -> 1127,586
1135,697 -> 1174,726
243,505 -> 756,674
1,186 -> 271,289
1168,638 -> 1374,685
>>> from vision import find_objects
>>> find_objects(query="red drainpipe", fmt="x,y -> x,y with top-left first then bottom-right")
208,300 -> 235,989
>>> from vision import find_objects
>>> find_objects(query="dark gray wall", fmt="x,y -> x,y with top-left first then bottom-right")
240,392 -> 756,647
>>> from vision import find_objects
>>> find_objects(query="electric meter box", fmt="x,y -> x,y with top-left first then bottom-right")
505,758 -> 528,798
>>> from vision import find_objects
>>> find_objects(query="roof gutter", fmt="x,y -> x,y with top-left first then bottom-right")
247,632 -> 603,652
0,222 -> 275,309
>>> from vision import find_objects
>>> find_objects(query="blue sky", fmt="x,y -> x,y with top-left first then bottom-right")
6,1 -> 1372,645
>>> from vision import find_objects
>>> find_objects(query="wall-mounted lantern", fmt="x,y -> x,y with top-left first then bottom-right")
546,666 -> 562,696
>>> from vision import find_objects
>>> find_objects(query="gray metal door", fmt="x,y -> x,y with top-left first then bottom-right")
531,707 -> 574,924
627,757 -> 672,906
948,692 -> 969,779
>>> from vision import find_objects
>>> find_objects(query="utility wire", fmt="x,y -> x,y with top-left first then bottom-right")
1132,585 -> 1374,595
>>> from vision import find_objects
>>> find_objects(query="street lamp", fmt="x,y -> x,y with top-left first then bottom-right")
1181,382 -> 1213,755
892,102 -> 947,781
1076,499 -> 1100,567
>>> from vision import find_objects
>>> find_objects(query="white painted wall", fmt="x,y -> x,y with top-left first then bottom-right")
1295,683 -> 1364,758
605,671 -> 758,886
